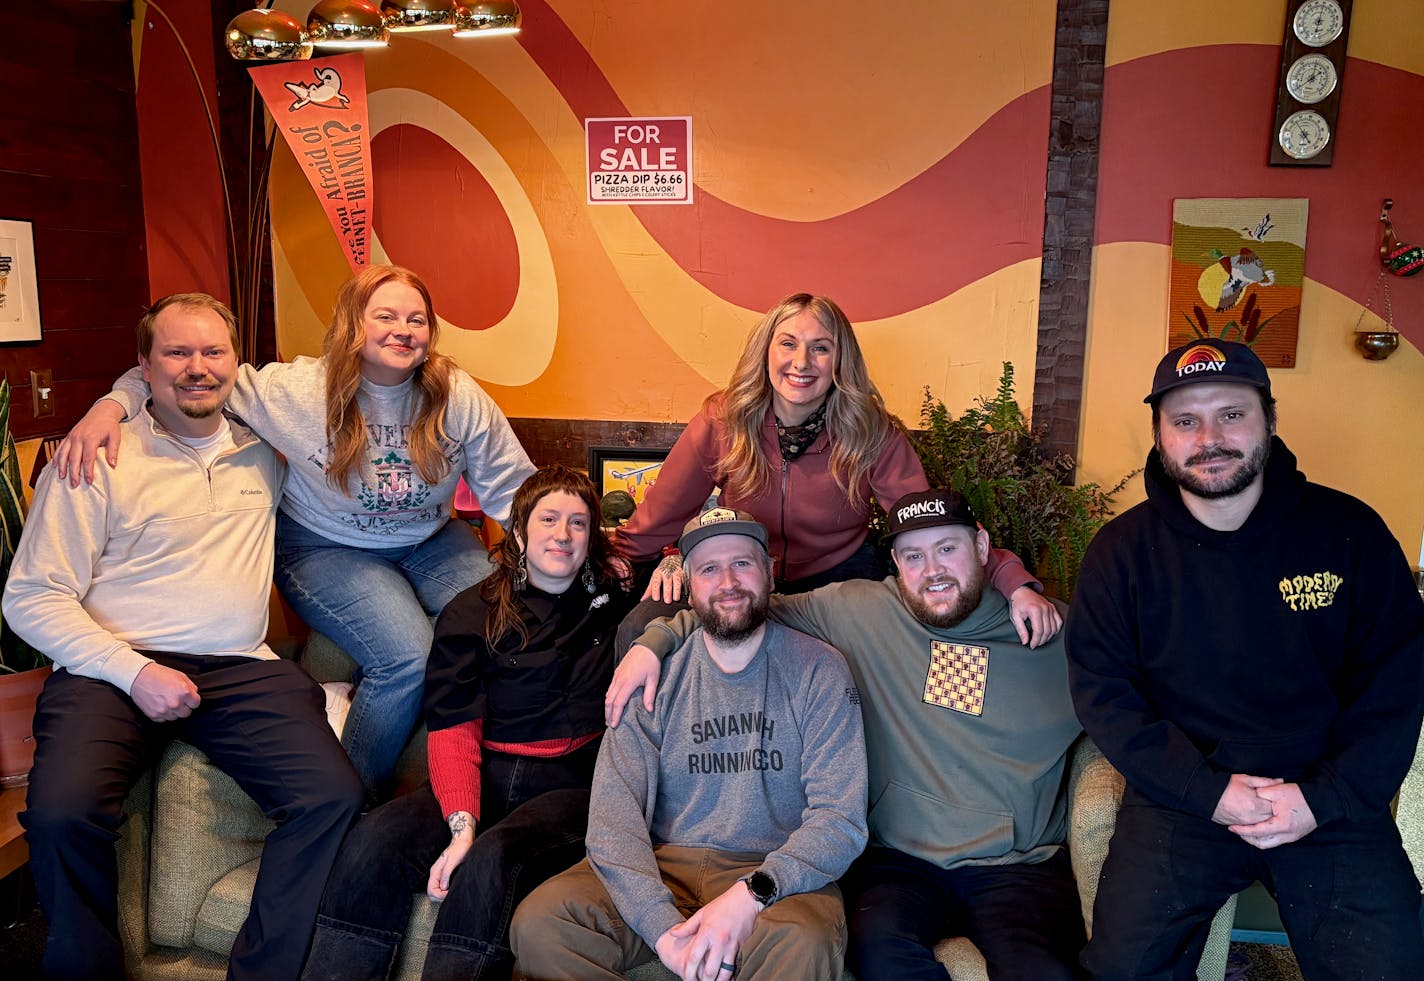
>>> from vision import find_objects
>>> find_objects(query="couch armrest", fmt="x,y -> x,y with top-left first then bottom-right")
1397,721 -> 1424,890
1065,734 -> 1124,937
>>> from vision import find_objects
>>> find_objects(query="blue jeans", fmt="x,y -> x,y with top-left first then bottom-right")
301,741 -> 599,981
274,512 -> 494,795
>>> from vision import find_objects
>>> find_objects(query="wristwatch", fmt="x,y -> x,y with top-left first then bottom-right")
740,870 -> 777,908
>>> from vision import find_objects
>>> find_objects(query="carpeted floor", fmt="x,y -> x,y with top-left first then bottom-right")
1229,942 -> 1302,981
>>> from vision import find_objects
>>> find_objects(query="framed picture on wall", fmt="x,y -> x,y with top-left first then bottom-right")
587,447 -> 670,507
0,219 -> 42,343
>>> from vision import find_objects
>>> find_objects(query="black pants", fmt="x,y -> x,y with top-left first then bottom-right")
1086,796 -> 1424,980
21,654 -> 365,981
301,740 -> 600,981
844,846 -> 1087,981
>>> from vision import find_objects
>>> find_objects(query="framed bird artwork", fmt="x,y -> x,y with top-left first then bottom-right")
1167,198 -> 1307,368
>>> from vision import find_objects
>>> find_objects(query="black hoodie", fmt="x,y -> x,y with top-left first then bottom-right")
1066,436 -> 1424,827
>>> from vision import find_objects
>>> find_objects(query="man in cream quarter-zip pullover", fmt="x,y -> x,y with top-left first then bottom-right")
4,294 -> 363,981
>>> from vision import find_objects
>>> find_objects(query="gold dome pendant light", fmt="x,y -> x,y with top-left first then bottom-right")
381,0 -> 458,32
453,2 -> 522,37
224,8 -> 313,61
308,0 -> 391,50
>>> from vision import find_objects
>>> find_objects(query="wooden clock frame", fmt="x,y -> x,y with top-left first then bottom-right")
1270,0 -> 1354,166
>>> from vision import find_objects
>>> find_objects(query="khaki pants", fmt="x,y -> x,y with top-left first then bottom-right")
511,845 -> 846,980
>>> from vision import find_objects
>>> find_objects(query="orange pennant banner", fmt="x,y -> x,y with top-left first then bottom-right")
249,54 -> 372,271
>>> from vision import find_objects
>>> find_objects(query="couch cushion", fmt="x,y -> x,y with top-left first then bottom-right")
148,742 -> 273,948
194,858 -> 258,956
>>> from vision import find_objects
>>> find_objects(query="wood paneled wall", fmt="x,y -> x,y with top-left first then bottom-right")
0,1 -> 150,440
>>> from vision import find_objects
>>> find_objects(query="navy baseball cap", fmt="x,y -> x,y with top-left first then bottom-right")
883,489 -> 978,543
679,507 -> 769,560
1144,340 -> 1272,405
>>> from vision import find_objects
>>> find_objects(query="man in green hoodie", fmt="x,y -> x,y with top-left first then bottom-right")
609,489 -> 1086,980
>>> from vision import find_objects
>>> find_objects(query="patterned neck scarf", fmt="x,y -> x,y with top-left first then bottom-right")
775,400 -> 828,461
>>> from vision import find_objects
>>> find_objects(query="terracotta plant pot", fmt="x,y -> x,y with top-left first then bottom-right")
0,666 -> 51,788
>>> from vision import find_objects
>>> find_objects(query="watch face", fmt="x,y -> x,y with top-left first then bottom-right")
748,871 -> 776,902
1279,109 -> 1331,159
1286,53 -> 1338,104
1293,0 -> 1345,48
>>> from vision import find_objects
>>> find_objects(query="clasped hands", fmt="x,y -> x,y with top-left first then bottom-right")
1212,773 -> 1317,849
655,880 -> 760,981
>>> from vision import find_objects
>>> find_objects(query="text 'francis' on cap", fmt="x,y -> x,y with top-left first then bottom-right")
883,489 -> 978,544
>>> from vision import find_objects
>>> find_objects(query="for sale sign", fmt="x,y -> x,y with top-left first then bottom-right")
585,116 -> 693,205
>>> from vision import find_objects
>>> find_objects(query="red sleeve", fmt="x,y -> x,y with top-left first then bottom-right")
985,544 -> 1039,596
616,404 -> 723,562
429,718 -> 484,822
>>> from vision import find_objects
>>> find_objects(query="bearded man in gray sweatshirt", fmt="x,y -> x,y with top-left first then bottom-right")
511,509 -> 868,981
609,490 -> 1087,981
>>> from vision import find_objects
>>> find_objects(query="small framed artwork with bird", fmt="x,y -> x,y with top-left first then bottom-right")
1168,198 -> 1307,368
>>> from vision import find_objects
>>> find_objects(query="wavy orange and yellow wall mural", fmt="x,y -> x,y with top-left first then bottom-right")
266,0 -> 1059,424
144,2 -> 1423,556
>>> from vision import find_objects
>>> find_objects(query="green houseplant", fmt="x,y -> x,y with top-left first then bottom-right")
899,362 -> 1134,599
0,376 -> 50,788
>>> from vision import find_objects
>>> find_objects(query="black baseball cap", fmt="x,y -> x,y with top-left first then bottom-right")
883,489 -> 978,543
679,507 -> 769,560
1144,340 -> 1272,405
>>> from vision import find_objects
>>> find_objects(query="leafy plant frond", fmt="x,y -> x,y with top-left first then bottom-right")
873,363 -> 1138,600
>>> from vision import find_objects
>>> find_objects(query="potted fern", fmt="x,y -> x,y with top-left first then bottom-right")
897,362 -> 1134,599
0,377 -> 49,787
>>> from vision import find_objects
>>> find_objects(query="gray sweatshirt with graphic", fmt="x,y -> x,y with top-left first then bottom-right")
104,358 -> 534,547
587,620 -> 868,948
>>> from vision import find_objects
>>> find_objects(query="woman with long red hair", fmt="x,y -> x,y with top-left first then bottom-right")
56,265 -> 535,798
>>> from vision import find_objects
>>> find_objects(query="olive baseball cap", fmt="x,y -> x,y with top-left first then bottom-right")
678,507 -> 769,560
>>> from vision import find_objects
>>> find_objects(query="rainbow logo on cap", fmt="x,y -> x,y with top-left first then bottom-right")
1175,343 -> 1228,378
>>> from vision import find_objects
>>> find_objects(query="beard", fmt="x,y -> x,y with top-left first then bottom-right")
174,377 -> 224,420
1160,437 -> 1270,500
896,563 -> 986,629
693,586 -> 770,644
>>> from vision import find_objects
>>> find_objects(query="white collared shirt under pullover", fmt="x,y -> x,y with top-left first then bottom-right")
2,408 -> 284,693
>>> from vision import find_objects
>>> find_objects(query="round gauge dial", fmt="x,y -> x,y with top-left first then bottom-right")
1279,109 -> 1331,159
1293,0 -> 1345,48
1285,53 -> 1338,104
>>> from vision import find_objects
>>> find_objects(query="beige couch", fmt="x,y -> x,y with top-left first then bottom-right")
114,636 -> 1234,980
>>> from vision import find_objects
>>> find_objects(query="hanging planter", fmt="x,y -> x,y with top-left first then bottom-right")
1353,271 -> 1401,362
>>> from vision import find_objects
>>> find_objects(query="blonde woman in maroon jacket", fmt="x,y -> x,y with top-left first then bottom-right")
613,293 -> 1059,651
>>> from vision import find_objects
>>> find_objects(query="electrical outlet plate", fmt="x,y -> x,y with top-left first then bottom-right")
30,368 -> 54,418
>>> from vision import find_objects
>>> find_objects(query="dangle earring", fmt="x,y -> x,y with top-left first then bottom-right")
512,551 -> 528,590
582,558 -> 597,593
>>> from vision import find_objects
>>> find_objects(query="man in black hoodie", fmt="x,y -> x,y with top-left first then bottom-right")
1066,339 -> 1424,980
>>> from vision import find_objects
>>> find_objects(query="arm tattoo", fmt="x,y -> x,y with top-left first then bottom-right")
448,811 -> 473,837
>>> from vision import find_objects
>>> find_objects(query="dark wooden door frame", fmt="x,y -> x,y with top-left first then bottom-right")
1032,0 -> 1109,475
